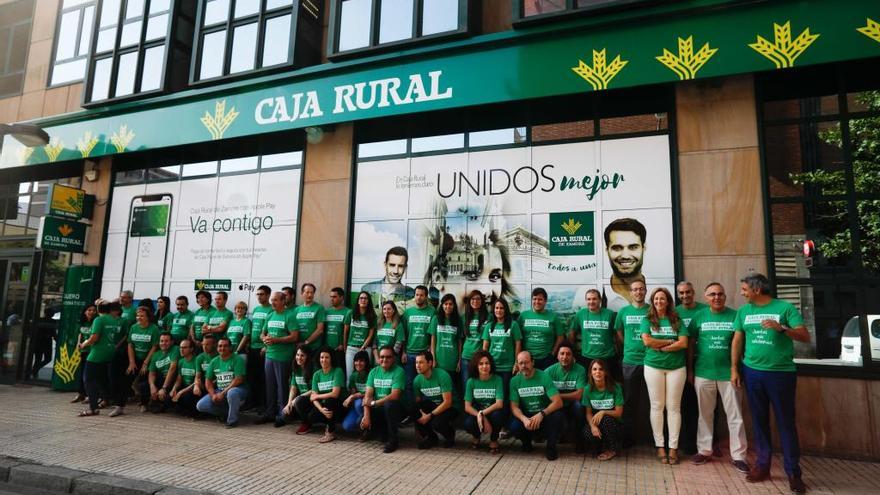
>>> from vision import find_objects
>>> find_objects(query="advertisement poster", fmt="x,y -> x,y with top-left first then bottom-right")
52,265 -> 98,391
351,135 -> 675,318
100,160 -> 302,310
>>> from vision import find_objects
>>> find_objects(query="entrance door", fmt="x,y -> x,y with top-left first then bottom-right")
0,258 -> 31,383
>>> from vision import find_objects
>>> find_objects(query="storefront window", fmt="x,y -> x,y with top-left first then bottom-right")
49,0 -> 96,86
0,0 -> 33,98
516,0 -> 640,21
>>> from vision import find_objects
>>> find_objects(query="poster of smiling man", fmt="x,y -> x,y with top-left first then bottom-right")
351,134 -> 675,318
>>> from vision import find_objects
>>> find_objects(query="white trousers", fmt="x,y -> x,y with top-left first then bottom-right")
694,376 -> 748,461
644,365 -> 686,449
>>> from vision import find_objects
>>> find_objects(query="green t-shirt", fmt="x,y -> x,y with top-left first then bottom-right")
206,353 -> 246,390
177,355 -> 197,386
265,310 -> 296,362
689,307 -> 737,381
86,314 -> 122,363
413,368 -> 453,403
347,314 -> 372,347
465,374 -> 504,410
639,317 -> 689,370
158,313 -> 173,332
676,302 -> 709,330
461,315 -> 485,360
128,323 -> 159,360
290,370 -> 311,393
249,304 -> 273,350
481,320 -> 522,372
120,305 -> 137,329
544,362 -> 587,397
366,365 -> 406,400
292,303 -> 326,352
208,308 -> 234,337
79,323 -> 91,337
517,309 -> 564,360
148,346 -> 179,375
570,308 -> 617,359
428,316 -> 461,371
226,317 -> 252,349
348,370 -> 368,394
324,307 -> 352,348
375,321 -> 404,350
733,299 -> 804,372
311,367 -> 345,394
510,369 -> 559,415
196,351 -> 218,377
169,311 -> 194,342
402,305 -> 436,352
581,383 -> 624,422
614,304 -> 649,365
192,306 -> 215,340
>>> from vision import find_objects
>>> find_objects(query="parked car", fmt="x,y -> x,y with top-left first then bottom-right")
840,315 -> 880,364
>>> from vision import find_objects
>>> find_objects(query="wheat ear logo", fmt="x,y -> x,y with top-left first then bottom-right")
858,18 -> 880,43
561,218 -> 583,236
58,223 -> 74,236
201,100 -> 239,140
749,21 -> 819,69
44,138 -> 64,162
77,131 -> 99,158
53,344 -> 81,384
111,124 -> 135,153
571,49 -> 628,91
196,280 -> 206,290
656,36 -> 718,80
18,146 -> 34,164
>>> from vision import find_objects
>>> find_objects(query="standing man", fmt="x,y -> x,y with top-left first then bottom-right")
614,280 -> 649,447
169,296 -> 194,345
676,281 -> 707,456
688,282 -> 749,473
509,351 -> 564,460
603,218 -> 647,311
281,286 -> 296,314
362,345 -> 406,453
325,288 -> 351,372
196,336 -> 248,428
517,287 -> 565,370
256,291 -> 299,426
569,288 -> 618,376
412,351 -> 457,449
732,273 -> 810,494
544,342 -> 587,453
401,286 -> 435,416
204,291 -> 233,338
361,246 -> 415,312
119,290 -> 136,328
248,285 -> 273,414
291,283 -> 326,355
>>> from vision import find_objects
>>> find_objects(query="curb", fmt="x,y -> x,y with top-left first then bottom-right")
1,457 -> 214,495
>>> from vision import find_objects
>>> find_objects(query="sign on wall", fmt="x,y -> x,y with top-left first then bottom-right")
37,216 -> 88,253
47,184 -> 85,219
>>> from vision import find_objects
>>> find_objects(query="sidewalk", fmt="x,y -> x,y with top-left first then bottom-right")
0,384 -> 877,495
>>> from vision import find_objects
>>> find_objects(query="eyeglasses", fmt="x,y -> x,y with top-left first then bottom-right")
379,355 -> 393,360
630,287 -> 646,292
706,292 -> 726,298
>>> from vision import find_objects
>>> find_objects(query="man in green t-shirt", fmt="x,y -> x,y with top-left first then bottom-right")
282,286 -> 296,314
204,291 -> 234,338
291,283 -> 326,354
545,342 -> 587,453
169,296 -> 194,344
189,290 -> 214,350
732,274 -> 809,493
119,290 -> 136,329
688,282 -> 748,472
411,351 -> 457,449
194,334 -> 218,400
325,287 -> 352,373
517,287 -> 565,370
362,345 -> 406,453
401,285 -> 436,415
569,289 -> 619,375
196,336 -> 248,428
613,279 -> 649,447
171,338 -> 199,416
509,351 -> 564,460
145,332 -> 178,413
675,281 -> 708,456
256,291 -> 299,425
248,285 -> 273,415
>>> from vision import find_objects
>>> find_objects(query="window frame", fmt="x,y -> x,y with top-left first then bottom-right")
47,0 -> 98,87
326,0 -> 470,58
511,0 -> 649,25
0,0 -> 35,99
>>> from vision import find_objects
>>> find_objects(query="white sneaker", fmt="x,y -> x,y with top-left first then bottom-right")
109,406 -> 124,417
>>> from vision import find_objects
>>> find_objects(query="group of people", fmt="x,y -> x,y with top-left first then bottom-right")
70,273 -> 810,494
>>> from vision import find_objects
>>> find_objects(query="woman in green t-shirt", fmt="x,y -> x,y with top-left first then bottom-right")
640,287 -> 689,465
481,298 -> 522,402
72,303 -> 97,404
463,350 -> 505,454
342,350 -> 372,435
374,301 -> 403,363
78,299 -> 119,416
282,345 -> 314,432
229,301 -> 252,355
156,296 -> 173,332
429,294 -> 463,396
293,346 -> 345,442
344,292 -> 376,383
128,306 -> 159,412
170,338 -> 199,417
461,290 -> 488,389
582,358 -> 624,461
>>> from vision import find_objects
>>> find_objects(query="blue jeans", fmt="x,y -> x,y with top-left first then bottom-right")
509,409 -> 563,448
743,365 -> 801,477
561,399 -> 585,447
403,352 -> 419,408
342,398 -> 364,433
196,387 -> 248,425
264,358 -> 291,420
459,357 -> 471,389
463,409 -> 507,441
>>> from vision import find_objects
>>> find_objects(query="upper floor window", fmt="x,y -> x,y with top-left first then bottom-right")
49,0 -> 97,86
515,0 -> 641,21
0,0 -> 34,98
329,0 -> 467,55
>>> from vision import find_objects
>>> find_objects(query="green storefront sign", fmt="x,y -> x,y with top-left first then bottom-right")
1,0 -> 879,167
549,211 -> 595,256
52,265 -> 98,391
194,279 -> 232,291
37,216 -> 88,253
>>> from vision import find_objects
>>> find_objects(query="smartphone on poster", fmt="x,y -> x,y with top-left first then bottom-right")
120,194 -> 173,297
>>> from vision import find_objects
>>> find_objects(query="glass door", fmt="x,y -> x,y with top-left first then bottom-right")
0,257 -> 32,383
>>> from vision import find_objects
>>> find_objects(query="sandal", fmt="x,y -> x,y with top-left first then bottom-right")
668,449 -> 679,465
78,409 -> 99,417
470,439 -> 481,450
71,394 -> 86,403
657,447 -> 668,464
598,450 -> 617,461
489,442 -> 500,455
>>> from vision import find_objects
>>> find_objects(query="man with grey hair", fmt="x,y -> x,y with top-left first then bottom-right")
732,273 -> 810,494
255,291 -> 300,426
119,290 -> 136,328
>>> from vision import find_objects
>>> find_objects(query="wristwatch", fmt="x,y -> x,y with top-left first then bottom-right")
370,400 -> 376,407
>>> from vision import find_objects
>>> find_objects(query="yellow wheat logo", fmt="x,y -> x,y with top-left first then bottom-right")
111,125 -> 135,153
18,146 -> 34,163
749,21 -> 819,69
656,36 -> 718,80
53,344 -> 81,384
858,18 -> 880,43
561,218 -> 582,236
77,131 -> 99,158
201,100 -> 239,140
58,224 -> 74,236
572,49 -> 628,91
44,138 -> 64,162
196,280 -> 206,290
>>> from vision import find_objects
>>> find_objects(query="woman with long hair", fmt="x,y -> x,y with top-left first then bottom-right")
461,290 -> 488,386
129,306 -> 160,413
374,301 -> 403,363
77,299 -> 122,416
481,298 -> 521,400
342,350 -> 372,436
640,287 -> 689,465
155,296 -> 172,332
295,346 -> 346,442
72,303 -> 98,403
344,291 -> 376,383
583,358 -> 624,461
429,293 -> 463,395
462,350 -> 505,454
282,345 -> 314,434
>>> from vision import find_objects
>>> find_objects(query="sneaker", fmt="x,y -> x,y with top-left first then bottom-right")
225,421 -> 239,429
399,415 -> 414,428
417,436 -> 438,450
382,442 -> 398,454
498,429 -> 510,440
358,430 -> 372,443
520,441 -> 534,453
545,445 -> 559,461
318,431 -> 336,443
296,423 -> 311,435
733,460 -> 750,474
788,476 -> 807,494
108,406 -> 124,417
442,436 -> 455,448
746,467 -> 771,483
691,453 -> 711,465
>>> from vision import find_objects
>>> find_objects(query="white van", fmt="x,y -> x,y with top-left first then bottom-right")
840,315 -> 880,364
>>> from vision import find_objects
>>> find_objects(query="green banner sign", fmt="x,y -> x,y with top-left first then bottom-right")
52,265 -> 98,391
37,216 -> 88,253
2,0 -> 879,168
549,211 -> 596,256
47,183 -> 85,219
194,279 -> 232,291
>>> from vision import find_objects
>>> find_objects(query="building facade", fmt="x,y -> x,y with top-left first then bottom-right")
0,0 -> 879,458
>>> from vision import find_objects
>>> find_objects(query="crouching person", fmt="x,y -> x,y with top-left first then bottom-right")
361,345 -> 406,453
295,347 -> 345,443
412,351 -> 457,449
145,332 -> 178,413
196,337 -> 248,427
509,351 -> 564,460
171,338 -> 199,416
582,358 -> 624,461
